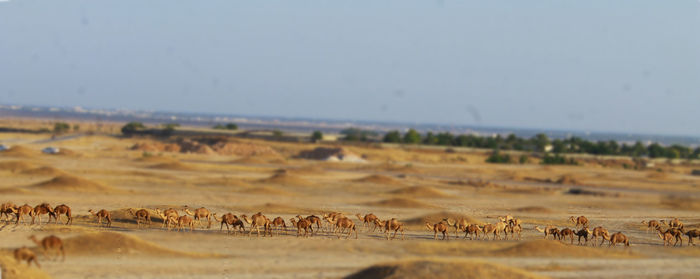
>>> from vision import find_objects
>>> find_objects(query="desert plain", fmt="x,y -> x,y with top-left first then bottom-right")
0,122 -> 698,279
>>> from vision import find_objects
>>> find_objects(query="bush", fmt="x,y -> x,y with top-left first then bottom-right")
213,123 -> 238,130
311,130 -> 323,142
53,122 -> 70,134
541,154 -> 578,165
121,122 -> 146,136
383,130 -> 402,143
519,155 -> 529,164
486,150 -> 511,164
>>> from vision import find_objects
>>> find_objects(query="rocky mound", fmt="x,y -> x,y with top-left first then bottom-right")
353,175 -> 401,185
297,147 -> 365,162
364,198 -> 435,209
390,186 -> 451,198
345,259 -> 544,279
0,161 -> 36,172
405,211 -> 482,226
31,175 -> 115,193
62,232 -> 211,257
0,253 -> 51,279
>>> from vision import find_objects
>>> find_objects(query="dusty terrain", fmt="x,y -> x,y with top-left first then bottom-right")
0,128 -> 698,279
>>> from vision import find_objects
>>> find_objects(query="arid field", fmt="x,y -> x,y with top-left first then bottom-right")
0,124 -> 698,279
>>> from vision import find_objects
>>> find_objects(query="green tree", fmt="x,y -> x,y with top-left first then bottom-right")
436,132 -> 454,146
272,130 -> 284,138
423,132 -> 438,145
383,130 -> 402,143
533,133 -> 550,152
403,129 -> 422,144
53,122 -> 70,134
121,122 -> 146,136
226,123 -> 238,130
485,150 -> 511,164
311,130 -> 323,142
72,124 -> 80,132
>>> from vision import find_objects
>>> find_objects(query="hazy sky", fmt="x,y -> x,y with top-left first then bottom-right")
1,1 -> 699,136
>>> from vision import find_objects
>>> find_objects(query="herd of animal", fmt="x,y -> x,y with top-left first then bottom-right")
2,201 -> 698,269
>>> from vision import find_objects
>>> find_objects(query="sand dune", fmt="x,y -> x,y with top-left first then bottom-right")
491,240 -> 637,258
149,162 -> 197,171
345,259 -> 544,279
21,166 -> 66,176
515,206 -> 554,214
0,253 -> 51,279
257,172 -> 311,186
0,160 -> 37,172
353,175 -> 402,185
240,186 -> 294,196
31,175 -> 116,193
1,146 -> 37,157
62,232 -> 216,258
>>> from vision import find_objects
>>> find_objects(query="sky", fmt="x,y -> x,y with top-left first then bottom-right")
0,1 -> 699,136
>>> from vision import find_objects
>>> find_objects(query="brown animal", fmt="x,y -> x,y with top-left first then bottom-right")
559,228 -> 575,244
575,228 -> 590,245
482,222 -> 508,240
14,204 -> 34,225
270,217 -> 287,236
14,247 -> 40,267
127,208 -> 151,228
242,212 -> 271,237
176,215 -> 195,232
609,232 -> 630,247
334,217 -> 358,239
1,202 -> 17,222
465,224 -> 481,240
29,235 -> 65,261
384,218 -> 405,240
31,203 -> 53,225
641,220 -> 661,234
323,212 -> 345,231
685,229 -> 700,246
212,213 -> 245,234
590,226 -> 610,246
661,218 -> 684,230
88,209 -> 112,227
154,208 -> 178,229
371,219 -> 385,233
569,216 -> 589,228
50,204 -> 72,225
444,218 -> 470,239
305,215 -> 322,233
290,217 -> 313,237
184,207 -> 213,229
426,221 -> 449,240
661,227 -> 684,246
356,213 -> 378,231
534,226 -> 560,240
498,215 -> 514,224
657,227 -> 676,246
506,223 -> 522,240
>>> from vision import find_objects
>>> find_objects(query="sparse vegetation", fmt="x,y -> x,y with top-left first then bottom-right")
541,154 -> 578,165
311,130 -> 323,142
53,122 -> 71,134
486,150 -> 512,164
121,122 -> 146,136
213,123 -> 238,130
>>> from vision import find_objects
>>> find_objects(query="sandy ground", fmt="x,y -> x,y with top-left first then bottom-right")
0,132 -> 698,279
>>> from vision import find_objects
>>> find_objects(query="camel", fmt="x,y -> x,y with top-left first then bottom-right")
176,215 -> 195,232
641,220 -> 661,234
324,212 -> 345,231
184,207 -> 213,229
659,227 -> 684,246
29,235 -> 65,261
569,216 -> 589,228
212,213 -> 245,234
154,208 -> 178,229
534,226 -> 560,240
371,219 -> 385,233
242,212 -> 271,237
50,204 -> 72,225
127,208 -> 151,228
498,215 -> 514,224
660,218 -> 684,230
305,215 -> 322,232
426,221 -> 449,240
290,217 -> 313,237
608,232 -> 630,247
482,222 -> 507,240
31,203 -> 53,225
574,228 -> 590,245
558,228 -> 575,244
465,224 -> 481,240
384,218 -> 405,240
14,247 -> 40,268
270,217 -> 287,236
590,226 -> 610,246
684,229 -> 699,246
506,223 -> 522,240
334,217 -> 358,239
356,213 -> 378,231
657,227 -> 676,247
444,218 -> 470,239
1,202 -> 17,222
88,209 -> 112,227
14,204 -> 34,225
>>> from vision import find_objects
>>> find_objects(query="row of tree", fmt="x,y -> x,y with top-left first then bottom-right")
373,129 -> 700,159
